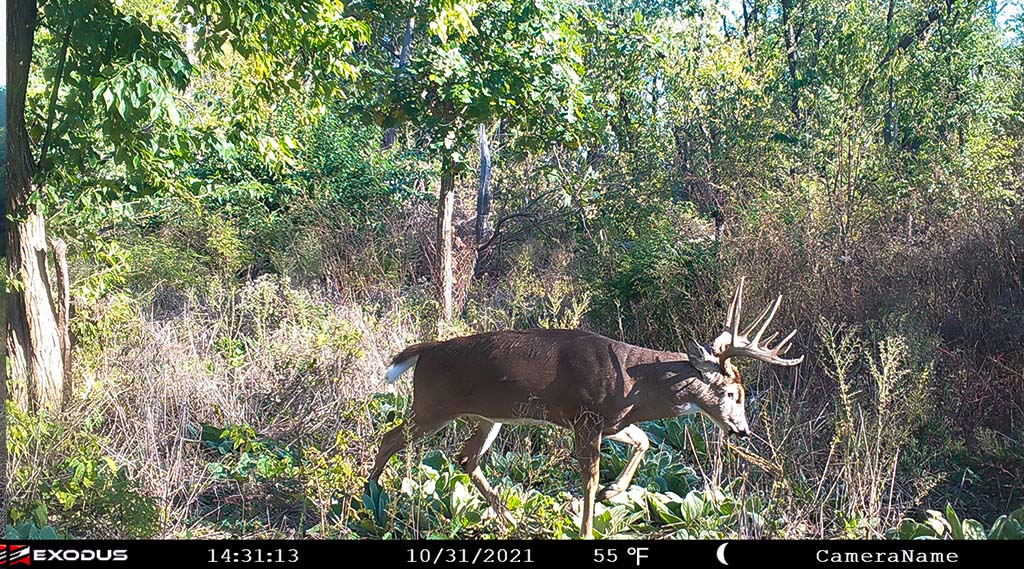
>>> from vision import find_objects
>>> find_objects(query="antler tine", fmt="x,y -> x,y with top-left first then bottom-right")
715,279 -> 803,368
730,277 -> 745,344
725,277 -> 743,328
750,295 -> 782,346
741,299 -> 775,337
772,328 -> 798,353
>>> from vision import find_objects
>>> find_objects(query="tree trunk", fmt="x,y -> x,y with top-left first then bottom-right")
184,23 -> 196,64
740,0 -> 755,59
7,0 -> 66,412
52,237 -> 73,404
382,16 -> 415,150
437,154 -> 456,323
475,123 -> 493,244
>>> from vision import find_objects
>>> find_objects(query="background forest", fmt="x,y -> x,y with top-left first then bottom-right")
3,0 -> 1024,540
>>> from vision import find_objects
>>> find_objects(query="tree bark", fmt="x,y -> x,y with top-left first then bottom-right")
184,23 -> 196,64
7,0 -> 66,412
437,154 -> 456,323
52,237 -> 72,405
475,123 -> 493,244
740,0 -> 756,59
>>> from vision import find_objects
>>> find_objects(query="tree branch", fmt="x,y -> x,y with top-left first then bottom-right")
37,23 -> 74,175
476,212 -> 538,252
857,0 -> 952,100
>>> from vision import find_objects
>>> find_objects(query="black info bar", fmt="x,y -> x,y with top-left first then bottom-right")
1,539 -> 1010,568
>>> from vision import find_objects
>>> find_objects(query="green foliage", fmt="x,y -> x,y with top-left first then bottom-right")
354,0 -> 588,164
816,318 -> 937,537
465,248 -> 590,331
887,505 -> 1024,540
200,423 -> 300,482
6,402 -> 161,539
34,0 -> 194,209
584,205 -> 719,348
6,521 -> 61,540
349,445 -> 761,540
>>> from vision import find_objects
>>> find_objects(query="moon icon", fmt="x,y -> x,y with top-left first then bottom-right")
716,542 -> 729,566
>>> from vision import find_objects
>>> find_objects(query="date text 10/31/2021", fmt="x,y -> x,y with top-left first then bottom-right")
404,548 -> 652,565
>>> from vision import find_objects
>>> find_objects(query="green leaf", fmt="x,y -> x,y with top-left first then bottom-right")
680,491 -> 705,522
987,516 -> 1023,539
102,455 -> 120,475
961,519 -> 987,540
167,101 -> 181,125
946,504 -> 963,540
31,502 -> 48,528
647,493 -> 683,526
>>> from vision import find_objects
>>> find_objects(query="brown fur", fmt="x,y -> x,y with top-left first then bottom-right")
398,329 -> 708,434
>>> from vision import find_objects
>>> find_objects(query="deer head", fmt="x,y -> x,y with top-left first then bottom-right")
683,277 -> 804,438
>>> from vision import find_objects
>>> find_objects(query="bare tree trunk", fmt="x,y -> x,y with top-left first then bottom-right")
475,123 -> 493,244
383,16 -> 415,150
741,0 -> 751,37
52,237 -> 72,405
740,0 -> 756,59
7,0 -> 66,412
437,154 -> 456,324
184,23 -> 196,64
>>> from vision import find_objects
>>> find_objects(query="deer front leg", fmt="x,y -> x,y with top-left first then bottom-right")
597,424 -> 649,501
457,418 -> 514,528
574,421 -> 603,539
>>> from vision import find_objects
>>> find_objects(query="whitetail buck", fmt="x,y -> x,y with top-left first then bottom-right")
368,278 -> 803,538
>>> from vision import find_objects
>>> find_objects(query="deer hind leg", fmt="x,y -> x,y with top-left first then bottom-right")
574,420 -> 603,539
597,424 -> 650,501
457,418 -> 513,527
368,414 -> 451,484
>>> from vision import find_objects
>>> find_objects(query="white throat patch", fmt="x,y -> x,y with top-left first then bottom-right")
674,402 -> 699,415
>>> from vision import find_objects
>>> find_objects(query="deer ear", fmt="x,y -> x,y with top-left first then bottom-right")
686,340 -> 720,375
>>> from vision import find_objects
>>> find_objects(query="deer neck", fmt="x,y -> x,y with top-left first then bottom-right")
621,348 -> 710,423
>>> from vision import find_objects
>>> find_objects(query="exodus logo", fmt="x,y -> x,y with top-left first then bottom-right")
0,545 -> 31,566
0,546 -> 129,565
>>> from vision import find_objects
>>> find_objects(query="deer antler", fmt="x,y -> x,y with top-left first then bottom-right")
716,277 -> 804,367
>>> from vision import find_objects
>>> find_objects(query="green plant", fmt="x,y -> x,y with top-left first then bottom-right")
887,505 -> 1024,540
6,403 -> 161,539
200,423 -> 300,482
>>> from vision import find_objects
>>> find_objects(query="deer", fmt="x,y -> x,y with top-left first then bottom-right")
367,278 -> 803,538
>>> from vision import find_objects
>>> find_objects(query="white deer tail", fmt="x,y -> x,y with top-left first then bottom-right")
385,355 -> 418,383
